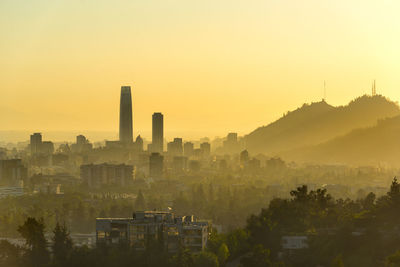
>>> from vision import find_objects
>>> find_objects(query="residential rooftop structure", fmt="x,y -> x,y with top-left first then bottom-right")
167,138 -> 183,157
80,163 -> 133,188
0,186 -> 24,198
0,159 -> 27,186
281,235 -> 308,250
71,135 -> 93,153
96,211 -> 209,252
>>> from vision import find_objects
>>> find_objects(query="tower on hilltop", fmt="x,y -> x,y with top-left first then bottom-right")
372,80 -> 377,96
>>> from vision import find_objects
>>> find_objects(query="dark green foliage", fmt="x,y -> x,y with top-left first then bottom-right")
193,251 -> 219,267
217,243 -> 229,266
331,254 -> 344,267
0,240 -> 21,267
169,248 -> 194,267
239,177 -> 400,266
386,250 -> 400,267
240,245 -> 274,267
17,217 -> 49,267
52,222 -> 73,267
8,178 -> 400,266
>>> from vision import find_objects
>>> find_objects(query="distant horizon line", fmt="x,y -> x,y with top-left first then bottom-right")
0,129 -> 243,143
0,93 -> 396,143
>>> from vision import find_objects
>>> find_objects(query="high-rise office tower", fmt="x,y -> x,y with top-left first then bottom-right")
135,135 -> 144,152
200,142 -> 211,157
74,135 -> 92,153
30,133 -> 42,155
223,132 -> 239,154
152,113 -> 164,153
119,86 -> 133,144
173,138 -> 183,155
227,132 -> 238,143
167,138 -> 183,157
41,141 -> 54,155
76,135 -> 87,146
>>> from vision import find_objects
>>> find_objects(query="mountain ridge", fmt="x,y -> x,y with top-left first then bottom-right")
281,115 -> 400,166
244,94 -> 400,155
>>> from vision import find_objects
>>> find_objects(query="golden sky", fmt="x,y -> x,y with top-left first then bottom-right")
1,0 -> 400,140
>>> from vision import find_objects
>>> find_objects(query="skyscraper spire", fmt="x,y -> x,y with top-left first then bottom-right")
119,86 -> 133,144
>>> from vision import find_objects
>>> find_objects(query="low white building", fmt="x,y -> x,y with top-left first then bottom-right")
281,235 -> 308,249
0,186 -> 24,198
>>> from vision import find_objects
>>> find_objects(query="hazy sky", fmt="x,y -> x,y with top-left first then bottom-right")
1,0 -> 400,140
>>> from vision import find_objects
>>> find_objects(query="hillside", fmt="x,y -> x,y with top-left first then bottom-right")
282,115 -> 400,167
244,95 -> 400,154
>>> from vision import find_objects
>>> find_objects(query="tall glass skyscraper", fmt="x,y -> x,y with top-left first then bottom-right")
152,112 -> 164,153
119,86 -> 133,144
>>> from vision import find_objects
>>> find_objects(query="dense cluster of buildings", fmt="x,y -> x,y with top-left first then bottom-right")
96,211 -> 209,252
78,86 -> 219,183
0,85 -> 251,192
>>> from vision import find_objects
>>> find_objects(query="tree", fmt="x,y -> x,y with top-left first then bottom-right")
240,245 -> 273,267
386,250 -> 400,267
217,243 -> 230,266
362,192 -> 376,210
388,178 -> 400,205
68,246 -> 92,267
226,229 -> 249,258
170,248 -> 194,267
246,202 -> 285,256
194,251 -> 219,267
18,217 -> 49,267
376,178 -> 400,227
290,185 -> 309,203
0,240 -> 21,267
52,222 -> 73,267
331,254 -> 344,267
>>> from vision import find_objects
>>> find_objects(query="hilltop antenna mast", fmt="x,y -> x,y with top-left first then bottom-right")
371,80 -> 377,96
323,80 -> 327,101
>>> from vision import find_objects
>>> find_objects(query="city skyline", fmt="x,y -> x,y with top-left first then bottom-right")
1,2 -> 400,266
0,88 -> 397,144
